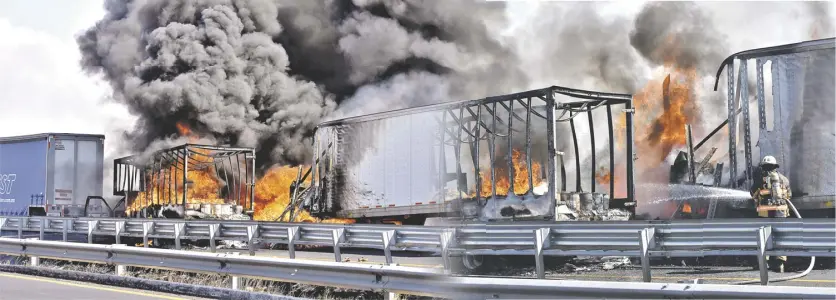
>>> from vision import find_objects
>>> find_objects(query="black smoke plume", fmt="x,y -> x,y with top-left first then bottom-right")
77,0 -> 525,173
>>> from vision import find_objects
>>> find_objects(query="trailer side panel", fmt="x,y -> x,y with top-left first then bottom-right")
0,139 -> 47,216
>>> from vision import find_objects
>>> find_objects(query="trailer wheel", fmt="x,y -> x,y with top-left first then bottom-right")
460,254 -> 487,273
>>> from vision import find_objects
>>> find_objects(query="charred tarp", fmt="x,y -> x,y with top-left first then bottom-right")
702,38 -> 835,211
112,144 -> 256,218
303,86 -> 637,222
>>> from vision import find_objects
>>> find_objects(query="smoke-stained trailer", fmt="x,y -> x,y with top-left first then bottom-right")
693,37 -> 836,217
298,85 -> 636,223
113,144 -> 256,219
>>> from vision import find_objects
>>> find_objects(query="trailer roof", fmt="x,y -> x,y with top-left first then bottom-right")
318,85 -> 632,127
0,132 -> 105,143
114,143 -> 255,166
713,37 -> 835,91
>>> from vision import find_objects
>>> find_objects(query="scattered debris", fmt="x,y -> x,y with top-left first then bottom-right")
559,263 -> 591,272
219,240 -> 248,249
601,256 -> 631,270
601,209 -> 633,221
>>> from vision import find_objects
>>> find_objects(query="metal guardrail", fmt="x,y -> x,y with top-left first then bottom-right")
0,238 -> 444,298
0,238 -> 832,300
0,217 -> 446,264
452,219 -> 836,283
1,217 -> 834,285
443,276 -> 836,299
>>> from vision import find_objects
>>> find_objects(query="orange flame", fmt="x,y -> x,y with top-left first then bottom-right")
176,122 -> 193,140
595,166 -> 611,186
476,149 -> 544,197
127,147 -> 229,214
609,33 -> 702,195
254,166 -> 354,224
129,122 -> 353,224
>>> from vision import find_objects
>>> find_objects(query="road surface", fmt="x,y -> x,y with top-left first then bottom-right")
0,272 -> 204,300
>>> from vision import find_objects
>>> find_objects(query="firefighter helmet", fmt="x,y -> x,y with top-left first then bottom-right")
761,155 -> 778,167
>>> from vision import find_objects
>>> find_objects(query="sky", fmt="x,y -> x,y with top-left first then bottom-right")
0,0 -> 132,159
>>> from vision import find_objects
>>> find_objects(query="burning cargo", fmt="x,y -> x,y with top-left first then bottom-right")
292,85 -> 638,224
112,144 -> 256,220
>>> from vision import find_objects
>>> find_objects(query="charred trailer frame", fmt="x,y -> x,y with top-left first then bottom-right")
685,38 -> 836,218
297,86 -> 637,223
112,144 -> 256,219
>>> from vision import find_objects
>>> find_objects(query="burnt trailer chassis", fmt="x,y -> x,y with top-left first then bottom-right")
289,85 -> 638,224
110,144 -> 256,219
671,38 -> 836,219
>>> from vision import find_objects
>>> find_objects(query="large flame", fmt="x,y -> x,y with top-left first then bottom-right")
127,158 -> 228,214
253,166 -> 315,222
128,122 -> 353,224
254,166 -> 355,224
476,149 -> 544,197
606,34 -> 702,198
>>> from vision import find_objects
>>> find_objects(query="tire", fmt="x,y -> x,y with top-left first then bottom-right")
454,254 -> 490,274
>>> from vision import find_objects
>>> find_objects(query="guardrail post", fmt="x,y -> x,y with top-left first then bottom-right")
29,255 -> 39,267
381,230 -> 396,266
26,238 -> 39,266
142,222 -> 154,248
115,221 -> 125,245
640,227 -> 656,283
0,217 -> 6,233
38,219 -> 45,240
18,218 -> 25,239
174,223 -> 185,250
440,229 -> 454,273
756,226 -> 773,286
287,226 -> 299,259
209,224 -> 219,253
230,252 -> 241,290
87,220 -> 98,243
332,228 -> 345,262
384,291 -> 400,300
247,225 -> 259,256
62,219 -> 69,242
113,244 -> 128,276
535,227 -> 551,279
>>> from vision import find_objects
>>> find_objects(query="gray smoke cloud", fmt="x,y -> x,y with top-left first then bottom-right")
77,0 -> 523,172
501,1 -> 833,201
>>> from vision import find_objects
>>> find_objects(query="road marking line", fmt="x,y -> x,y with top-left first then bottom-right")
0,272 -> 188,299
554,273 -> 835,283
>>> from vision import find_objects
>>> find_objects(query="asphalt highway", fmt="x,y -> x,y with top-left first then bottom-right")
0,272 -> 205,300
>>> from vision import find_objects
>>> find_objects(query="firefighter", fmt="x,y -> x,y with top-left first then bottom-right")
750,155 -> 792,273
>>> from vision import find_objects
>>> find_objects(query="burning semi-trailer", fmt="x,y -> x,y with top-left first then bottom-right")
662,37 -> 836,220
112,144 -> 256,220
288,85 -> 639,226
